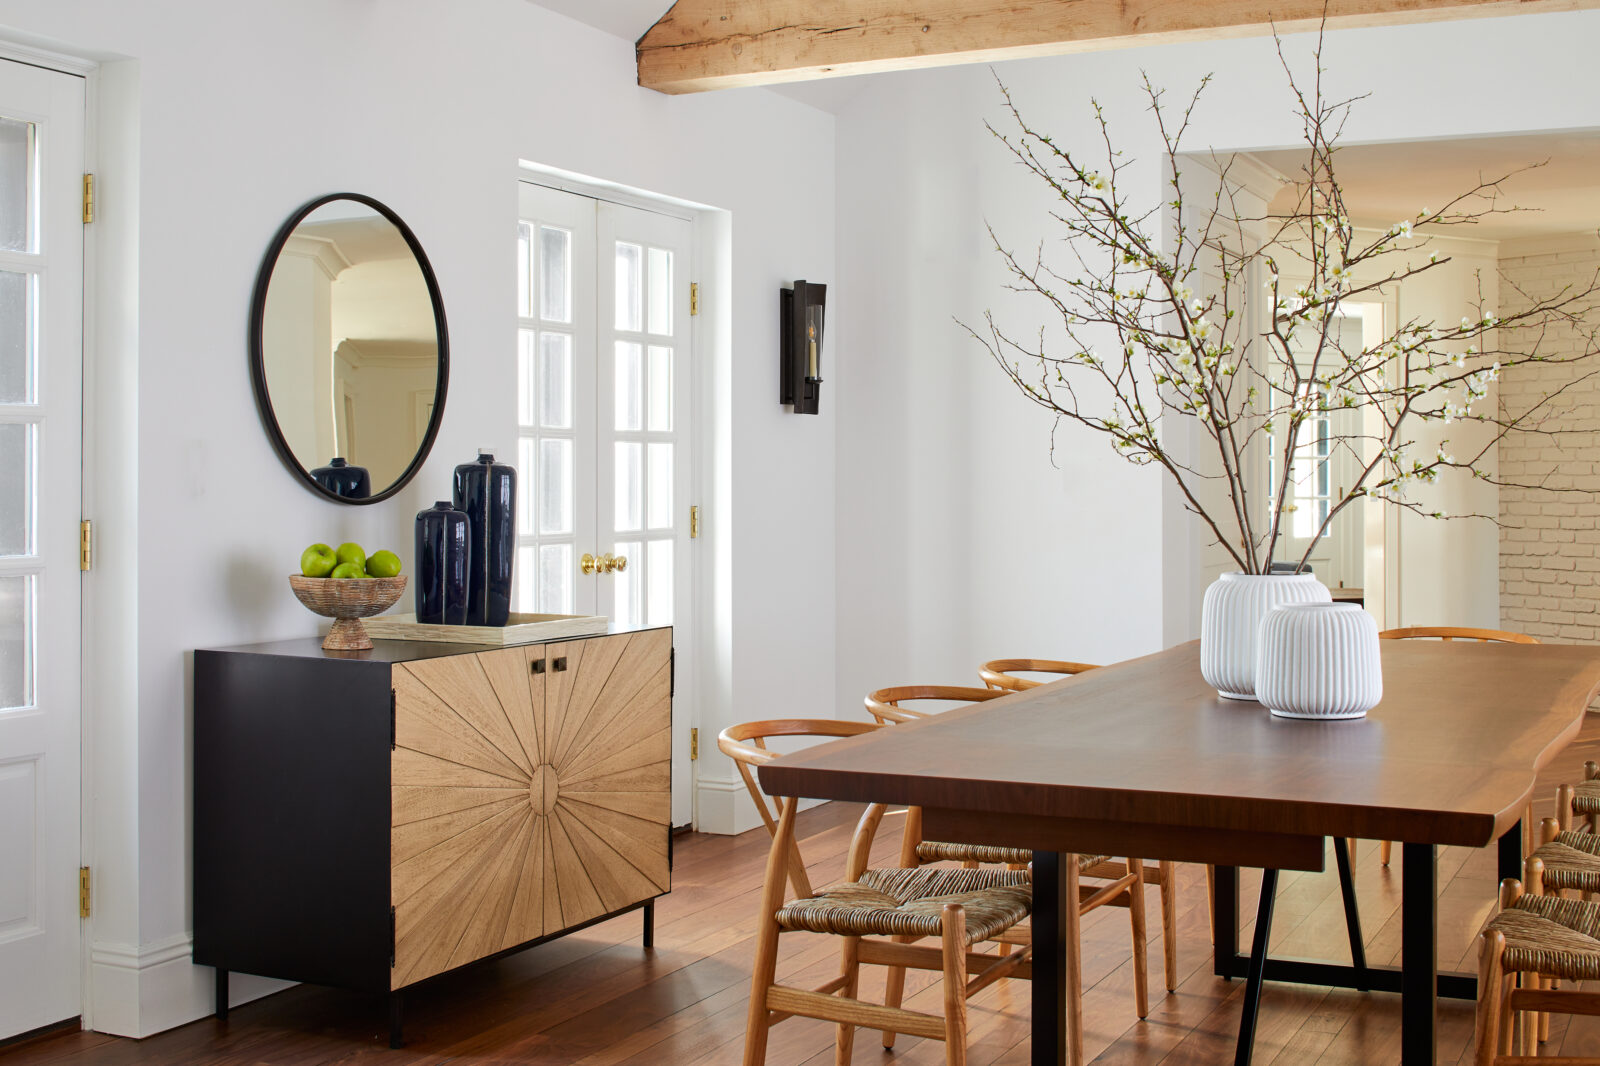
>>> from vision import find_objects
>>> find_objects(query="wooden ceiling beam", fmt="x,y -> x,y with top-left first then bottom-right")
637,0 -> 1595,94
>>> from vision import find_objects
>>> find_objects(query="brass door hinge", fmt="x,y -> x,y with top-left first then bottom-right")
689,505 -> 699,539
79,867 -> 90,918
82,174 -> 94,224
690,727 -> 698,761
690,282 -> 699,316
79,520 -> 92,571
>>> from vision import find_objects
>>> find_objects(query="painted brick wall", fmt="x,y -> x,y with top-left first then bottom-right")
1498,241 -> 1600,642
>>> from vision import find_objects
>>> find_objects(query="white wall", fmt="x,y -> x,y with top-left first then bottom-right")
0,0 -> 833,1037
833,11 -> 1599,700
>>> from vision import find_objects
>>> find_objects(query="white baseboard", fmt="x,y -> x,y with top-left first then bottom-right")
695,773 -> 823,836
88,933 -> 292,1038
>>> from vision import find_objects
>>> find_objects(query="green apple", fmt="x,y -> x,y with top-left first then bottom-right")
367,550 -> 402,578
329,561 -> 366,580
335,542 -> 366,570
300,543 -> 337,577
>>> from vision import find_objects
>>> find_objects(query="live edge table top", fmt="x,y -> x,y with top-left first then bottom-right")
759,640 -> 1600,872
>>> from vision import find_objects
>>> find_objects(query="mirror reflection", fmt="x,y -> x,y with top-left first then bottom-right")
256,197 -> 444,500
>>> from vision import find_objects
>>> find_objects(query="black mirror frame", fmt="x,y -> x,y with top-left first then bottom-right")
248,192 -> 450,505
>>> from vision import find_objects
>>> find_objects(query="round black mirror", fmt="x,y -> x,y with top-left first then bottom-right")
249,193 -> 448,503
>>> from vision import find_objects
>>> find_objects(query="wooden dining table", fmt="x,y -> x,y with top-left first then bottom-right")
758,639 -> 1600,1066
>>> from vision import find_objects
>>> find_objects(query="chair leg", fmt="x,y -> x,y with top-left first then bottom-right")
1205,864 -> 1216,945
941,904 -> 969,1066
881,934 -> 917,1049
1128,857 -> 1149,1019
743,799 -> 795,1066
1522,857 -> 1545,1055
1381,839 -> 1392,866
835,936 -> 860,1066
1158,859 -> 1178,992
1499,974 -> 1516,1056
1067,856 -> 1084,1066
1474,930 -> 1504,1066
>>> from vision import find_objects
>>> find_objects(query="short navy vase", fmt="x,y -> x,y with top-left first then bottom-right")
414,501 -> 469,625
310,457 -> 371,499
452,451 -> 516,627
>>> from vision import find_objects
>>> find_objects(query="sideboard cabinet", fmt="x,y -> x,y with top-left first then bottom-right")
193,625 -> 672,1044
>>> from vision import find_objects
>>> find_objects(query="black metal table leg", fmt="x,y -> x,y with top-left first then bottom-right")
1032,850 -> 1067,1066
1499,820 -> 1523,884
1401,843 -> 1437,1065
214,968 -> 228,1021
1213,864 -> 1239,979
643,899 -> 655,949
1234,869 -> 1279,1066
1333,839 -> 1368,990
389,990 -> 404,1049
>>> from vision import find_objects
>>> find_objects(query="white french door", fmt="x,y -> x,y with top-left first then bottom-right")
0,58 -> 84,1039
516,182 -> 696,826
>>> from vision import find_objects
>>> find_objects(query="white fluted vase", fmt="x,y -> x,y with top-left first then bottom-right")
1200,572 -> 1331,700
1255,603 -> 1383,719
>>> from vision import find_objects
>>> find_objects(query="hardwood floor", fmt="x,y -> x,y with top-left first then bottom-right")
9,722 -> 1600,1066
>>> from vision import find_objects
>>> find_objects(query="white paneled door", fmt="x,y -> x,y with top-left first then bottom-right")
0,59 -> 85,1039
517,183 -> 696,827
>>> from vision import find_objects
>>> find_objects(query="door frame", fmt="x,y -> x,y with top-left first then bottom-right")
516,163 -> 723,831
0,38 -> 97,1035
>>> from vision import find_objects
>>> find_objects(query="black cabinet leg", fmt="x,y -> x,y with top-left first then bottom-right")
643,900 -> 655,949
1333,839 -> 1368,990
389,991 -> 404,1049
1401,843 -> 1438,1065
1234,868 -> 1279,1066
214,968 -> 229,1021
1031,851 -> 1067,1066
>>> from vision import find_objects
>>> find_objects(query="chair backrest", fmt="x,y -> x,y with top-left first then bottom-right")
1378,626 -> 1540,645
979,657 -> 1101,692
864,684 -> 1006,724
718,718 -> 882,898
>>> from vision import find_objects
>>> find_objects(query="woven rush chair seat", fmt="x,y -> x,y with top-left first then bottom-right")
1571,777 -> 1600,816
777,866 -> 1032,941
915,839 -> 1108,869
1530,830 -> 1600,894
1487,892 -> 1600,982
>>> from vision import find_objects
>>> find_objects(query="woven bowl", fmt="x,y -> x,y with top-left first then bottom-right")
288,574 -> 408,650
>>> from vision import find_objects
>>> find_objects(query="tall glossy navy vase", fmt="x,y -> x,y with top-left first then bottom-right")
414,501 -> 469,625
452,451 -> 515,627
310,457 -> 371,499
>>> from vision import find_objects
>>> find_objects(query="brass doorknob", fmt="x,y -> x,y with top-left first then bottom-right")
580,552 -> 629,574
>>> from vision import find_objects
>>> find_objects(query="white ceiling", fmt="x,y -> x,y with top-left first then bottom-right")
527,0 -> 672,43
1255,132 -> 1600,242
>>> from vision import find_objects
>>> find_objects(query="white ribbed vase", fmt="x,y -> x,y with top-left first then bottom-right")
1200,572 -> 1331,700
1256,603 -> 1383,720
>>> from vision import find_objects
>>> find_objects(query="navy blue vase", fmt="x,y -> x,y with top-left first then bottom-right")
309,457 -> 371,499
452,451 -> 516,627
414,501 -> 469,625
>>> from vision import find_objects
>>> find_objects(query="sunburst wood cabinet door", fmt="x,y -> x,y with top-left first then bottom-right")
390,628 -> 672,988
193,625 -> 672,1021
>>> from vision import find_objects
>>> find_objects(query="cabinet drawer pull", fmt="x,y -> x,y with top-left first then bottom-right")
552,657 -> 568,672
531,659 -> 546,675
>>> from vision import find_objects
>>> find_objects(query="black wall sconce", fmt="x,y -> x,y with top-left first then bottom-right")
780,280 -> 825,415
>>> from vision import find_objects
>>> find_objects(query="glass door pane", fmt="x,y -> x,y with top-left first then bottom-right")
515,183 -> 598,617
